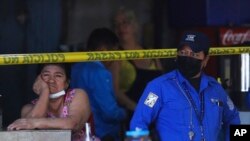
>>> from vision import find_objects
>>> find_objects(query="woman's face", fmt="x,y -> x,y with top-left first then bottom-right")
40,65 -> 68,94
114,12 -> 137,42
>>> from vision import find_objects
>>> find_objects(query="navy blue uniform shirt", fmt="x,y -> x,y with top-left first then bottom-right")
130,70 -> 240,141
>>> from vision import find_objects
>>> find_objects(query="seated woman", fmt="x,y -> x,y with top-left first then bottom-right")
7,63 -> 93,141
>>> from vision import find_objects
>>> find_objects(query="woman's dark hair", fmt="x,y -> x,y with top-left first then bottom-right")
86,27 -> 119,51
37,63 -> 71,80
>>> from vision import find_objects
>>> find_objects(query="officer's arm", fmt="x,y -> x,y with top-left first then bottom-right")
222,94 -> 240,141
130,82 -> 162,130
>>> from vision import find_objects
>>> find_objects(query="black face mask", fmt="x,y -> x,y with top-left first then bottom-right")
176,56 -> 203,78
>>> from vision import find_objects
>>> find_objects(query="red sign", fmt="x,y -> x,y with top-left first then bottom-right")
219,27 -> 250,46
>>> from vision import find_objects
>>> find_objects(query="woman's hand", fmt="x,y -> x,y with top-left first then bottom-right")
33,75 -> 49,95
7,118 -> 37,130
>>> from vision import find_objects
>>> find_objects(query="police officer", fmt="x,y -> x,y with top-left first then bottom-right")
130,31 -> 240,141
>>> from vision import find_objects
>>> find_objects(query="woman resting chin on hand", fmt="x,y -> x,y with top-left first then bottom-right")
7,63 -> 93,141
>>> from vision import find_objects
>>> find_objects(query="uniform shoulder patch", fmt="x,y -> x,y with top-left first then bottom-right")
144,92 -> 158,108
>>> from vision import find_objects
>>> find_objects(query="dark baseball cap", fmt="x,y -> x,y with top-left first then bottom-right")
178,31 -> 210,55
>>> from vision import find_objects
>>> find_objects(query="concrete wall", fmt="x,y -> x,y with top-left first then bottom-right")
0,130 -> 71,141
65,0 -> 154,49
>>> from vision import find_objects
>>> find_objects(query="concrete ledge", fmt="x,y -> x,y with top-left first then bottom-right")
0,130 -> 71,141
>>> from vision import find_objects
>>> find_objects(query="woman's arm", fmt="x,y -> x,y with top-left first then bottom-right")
66,88 -> 91,131
109,61 -> 136,111
8,88 -> 91,132
22,75 -> 50,118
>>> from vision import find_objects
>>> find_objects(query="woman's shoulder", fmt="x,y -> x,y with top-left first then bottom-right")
69,88 -> 89,102
121,60 -> 135,70
64,88 -> 89,106
75,88 -> 87,95
68,88 -> 88,97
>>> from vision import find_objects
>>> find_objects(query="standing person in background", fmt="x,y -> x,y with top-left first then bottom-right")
110,7 -> 163,130
70,27 -> 126,141
130,31 -> 240,141
7,63 -> 92,141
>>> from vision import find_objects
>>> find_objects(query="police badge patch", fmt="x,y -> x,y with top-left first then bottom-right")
144,92 -> 158,108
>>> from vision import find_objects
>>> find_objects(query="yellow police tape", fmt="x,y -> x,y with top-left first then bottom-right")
0,46 -> 250,65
